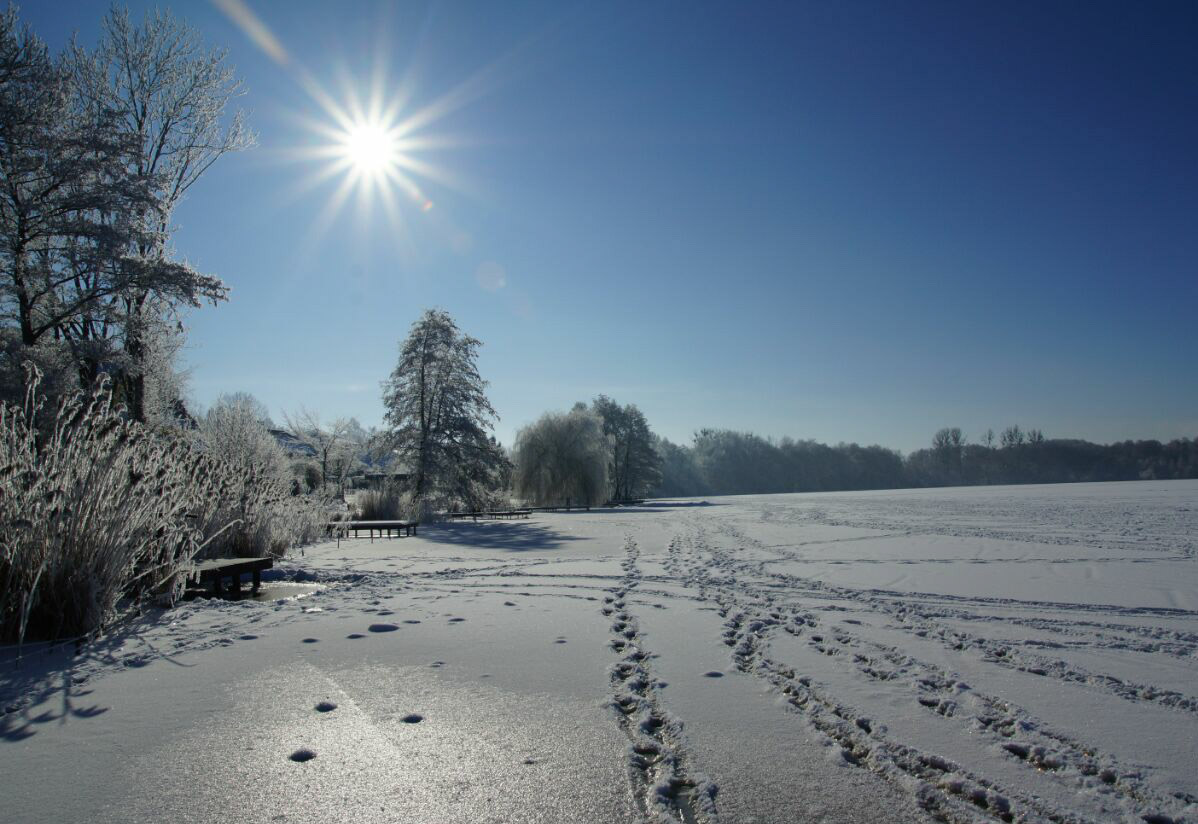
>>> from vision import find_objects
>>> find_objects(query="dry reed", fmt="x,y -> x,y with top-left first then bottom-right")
0,369 -> 326,644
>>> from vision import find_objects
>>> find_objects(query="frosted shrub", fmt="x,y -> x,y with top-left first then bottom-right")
0,371 -> 325,644
198,394 -> 290,484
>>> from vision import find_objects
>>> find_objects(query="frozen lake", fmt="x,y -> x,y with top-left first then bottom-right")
3,480 -> 1196,823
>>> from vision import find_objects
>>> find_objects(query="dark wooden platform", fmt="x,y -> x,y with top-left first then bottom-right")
329,519 -> 419,544
192,557 -> 274,596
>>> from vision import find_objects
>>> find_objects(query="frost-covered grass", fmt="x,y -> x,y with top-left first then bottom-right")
354,488 -> 405,521
0,373 -> 326,644
191,463 -> 329,562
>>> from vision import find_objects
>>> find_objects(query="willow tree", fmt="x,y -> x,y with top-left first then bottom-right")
512,407 -> 609,507
382,310 -> 506,508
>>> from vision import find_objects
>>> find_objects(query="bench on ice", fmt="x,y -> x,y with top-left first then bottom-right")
191,557 -> 273,596
328,519 -> 419,544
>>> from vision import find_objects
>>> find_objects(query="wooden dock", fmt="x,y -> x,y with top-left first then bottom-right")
191,557 -> 274,596
445,510 -> 532,522
328,519 -> 419,544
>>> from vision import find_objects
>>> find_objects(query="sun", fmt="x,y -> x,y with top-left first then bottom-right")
340,121 -> 399,175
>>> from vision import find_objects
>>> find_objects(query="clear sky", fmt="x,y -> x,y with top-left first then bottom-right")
28,1 -> 1198,453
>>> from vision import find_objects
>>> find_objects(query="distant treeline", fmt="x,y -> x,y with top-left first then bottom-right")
652,427 -> 1198,497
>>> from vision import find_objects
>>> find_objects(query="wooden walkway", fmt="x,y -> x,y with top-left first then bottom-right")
191,557 -> 273,596
445,509 -> 532,522
329,519 -> 419,544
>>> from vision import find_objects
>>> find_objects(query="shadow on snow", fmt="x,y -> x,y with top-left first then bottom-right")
0,611 -> 196,743
420,520 -> 590,551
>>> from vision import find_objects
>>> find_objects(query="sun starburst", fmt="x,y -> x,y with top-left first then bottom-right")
214,0 -> 506,251
294,79 -> 441,238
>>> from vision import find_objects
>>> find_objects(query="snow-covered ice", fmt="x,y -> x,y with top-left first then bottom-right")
2,480 -> 1196,823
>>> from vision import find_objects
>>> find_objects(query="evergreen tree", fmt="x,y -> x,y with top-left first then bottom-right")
382,309 -> 506,508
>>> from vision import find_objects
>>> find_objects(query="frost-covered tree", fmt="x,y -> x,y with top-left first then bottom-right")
382,309 -> 506,508
513,408 -> 609,507
139,310 -> 193,430
214,390 -> 272,427
0,9 -> 154,396
1001,425 -> 1025,448
200,393 -> 289,482
0,7 -> 244,412
282,408 -> 350,490
67,7 -> 252,420
591,395 -> 662,501
932,426 -> 965,474
654,436 -> 707,497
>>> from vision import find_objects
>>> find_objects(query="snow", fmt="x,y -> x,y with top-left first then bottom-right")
2,479 -> 1197,823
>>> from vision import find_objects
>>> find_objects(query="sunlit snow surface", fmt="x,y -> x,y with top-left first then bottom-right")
3,480 -> 1197,823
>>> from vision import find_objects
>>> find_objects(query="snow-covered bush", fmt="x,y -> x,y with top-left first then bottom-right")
0,370 -> 325,644
198,393 -> 290,483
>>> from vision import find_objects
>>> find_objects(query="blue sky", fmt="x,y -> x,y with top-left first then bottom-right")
29,1 -> 1198,452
